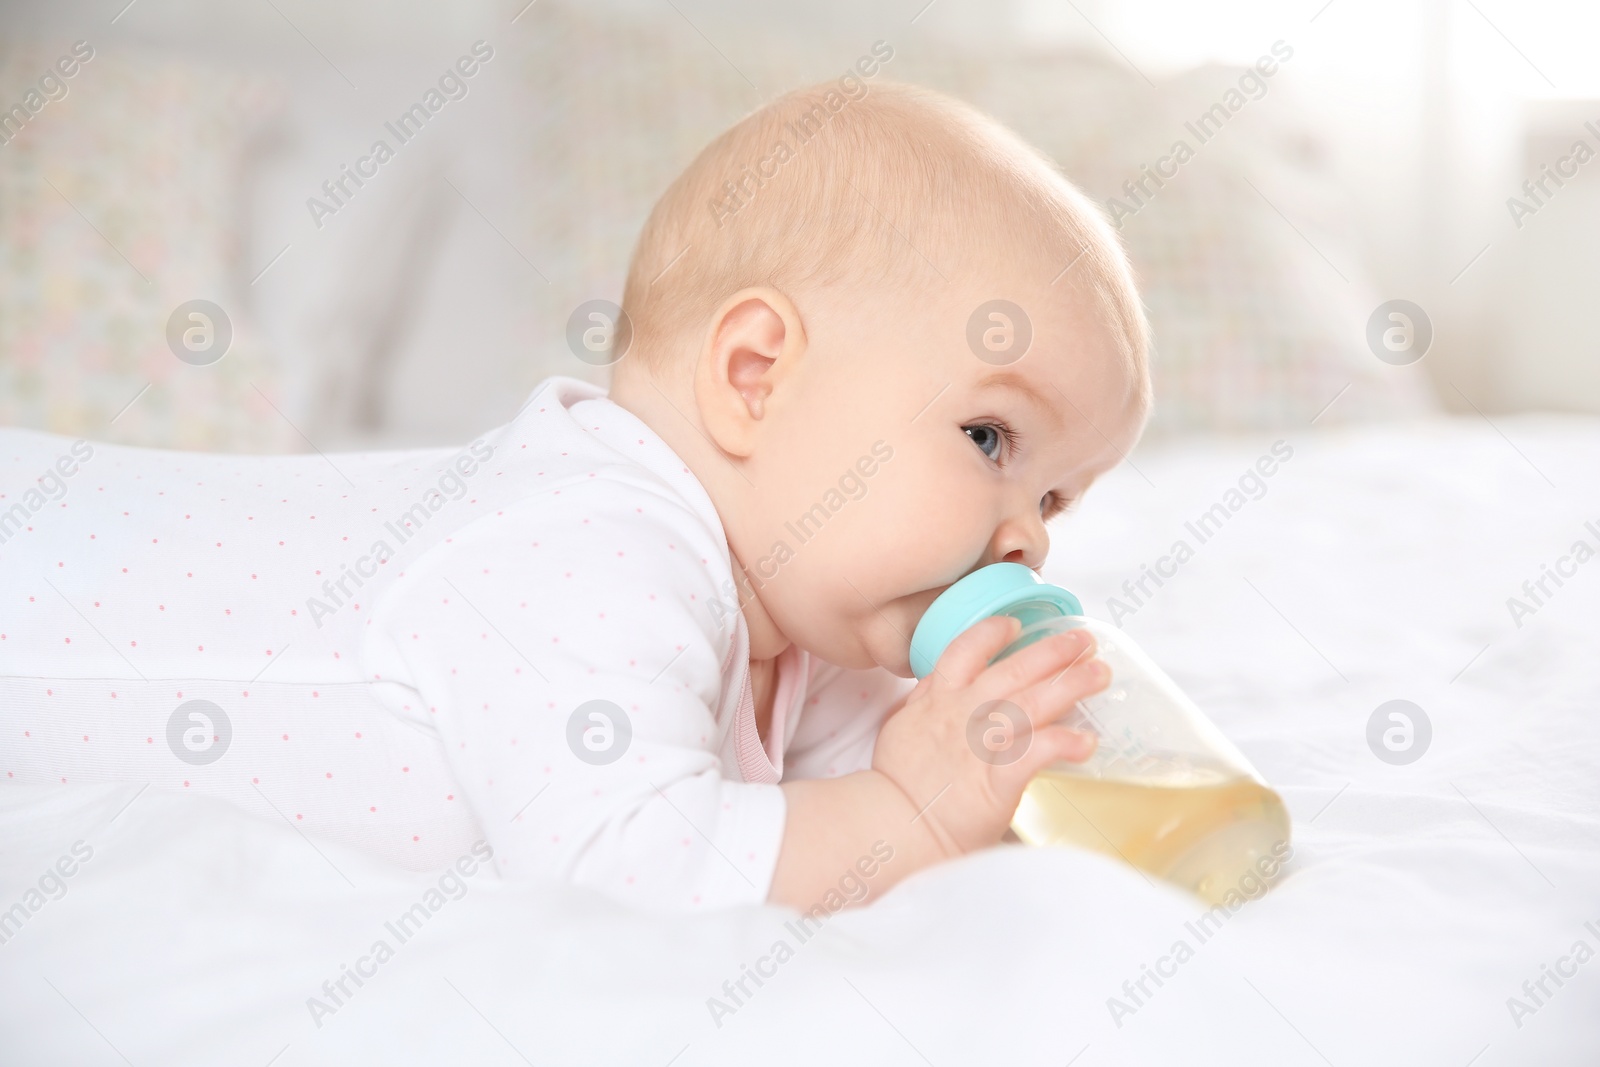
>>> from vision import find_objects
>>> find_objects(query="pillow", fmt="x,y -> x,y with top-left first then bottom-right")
0,41 -> 295,452
514,3 -> 764,386
511,10 -> 1438,436
933,47 -> 1442,435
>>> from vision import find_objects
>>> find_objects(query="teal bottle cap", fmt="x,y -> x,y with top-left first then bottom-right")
908,563 -> 1083,678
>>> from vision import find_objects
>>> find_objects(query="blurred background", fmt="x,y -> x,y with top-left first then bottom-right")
0,0 -> 1595,452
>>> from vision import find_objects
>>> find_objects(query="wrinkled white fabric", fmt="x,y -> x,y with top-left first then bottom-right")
0,376 -> 911,910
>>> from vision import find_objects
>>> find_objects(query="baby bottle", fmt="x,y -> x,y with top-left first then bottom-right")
909,563 -> 1291,905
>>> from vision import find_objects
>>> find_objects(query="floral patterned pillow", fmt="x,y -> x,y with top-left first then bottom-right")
514,9 -> 1439,437
0,42 -> 295,452
902,47 -> 1442,435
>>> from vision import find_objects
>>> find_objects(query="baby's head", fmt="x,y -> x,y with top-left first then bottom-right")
609,79 -> 1150,677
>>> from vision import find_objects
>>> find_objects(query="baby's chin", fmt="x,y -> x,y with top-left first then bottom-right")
877,653 -> 916,679
803,590 -> 934,676
821,635 -> 914,677
860,605 -> 926,678
876,586 -> 952,677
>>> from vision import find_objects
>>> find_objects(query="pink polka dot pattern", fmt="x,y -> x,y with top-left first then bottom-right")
0,379 -> 912,908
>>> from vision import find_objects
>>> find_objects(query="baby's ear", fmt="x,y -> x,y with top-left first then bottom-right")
725,302 -> 781,417
695,287 -> 806,456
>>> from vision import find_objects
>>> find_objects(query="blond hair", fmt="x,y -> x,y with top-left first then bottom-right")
617,78 -> 1148,398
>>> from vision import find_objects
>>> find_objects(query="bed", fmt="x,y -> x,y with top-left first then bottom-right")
3,410 -> 1596,1066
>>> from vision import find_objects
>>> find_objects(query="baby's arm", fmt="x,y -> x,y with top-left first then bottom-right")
768,615 -> 1108,910
368,484 -> 788,909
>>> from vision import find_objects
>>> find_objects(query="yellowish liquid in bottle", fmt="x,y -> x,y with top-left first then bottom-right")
1011,765 -> 1291,905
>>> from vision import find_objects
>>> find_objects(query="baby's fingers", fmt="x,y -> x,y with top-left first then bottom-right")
960,656 -> 1102,767
930,614 -> 1023,690
1013,654 -> 1112,731
1023,724 -> 1099,774
977,628 -> 1098,699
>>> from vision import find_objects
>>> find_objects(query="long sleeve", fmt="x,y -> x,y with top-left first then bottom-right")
365,474 -> 785,911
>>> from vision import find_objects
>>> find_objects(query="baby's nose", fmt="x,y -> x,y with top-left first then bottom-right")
999,547 -> 1046,571
991,519 -> 1049,571
992,531 -> 1043,572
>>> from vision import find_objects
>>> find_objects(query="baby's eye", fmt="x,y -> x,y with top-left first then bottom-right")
964,423 -> 1004,461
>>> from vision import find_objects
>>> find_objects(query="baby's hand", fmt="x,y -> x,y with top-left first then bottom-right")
873,615 -> 1109,859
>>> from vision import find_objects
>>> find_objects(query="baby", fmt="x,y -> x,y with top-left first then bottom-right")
0,81 -> 1149,914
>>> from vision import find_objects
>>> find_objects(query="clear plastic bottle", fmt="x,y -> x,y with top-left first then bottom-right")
909,563 -> 1291,904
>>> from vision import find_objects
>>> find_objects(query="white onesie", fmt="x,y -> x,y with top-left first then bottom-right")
0,377 -> 913,910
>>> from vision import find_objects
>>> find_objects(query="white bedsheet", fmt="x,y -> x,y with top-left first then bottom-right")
3,413 -> 1598,1066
